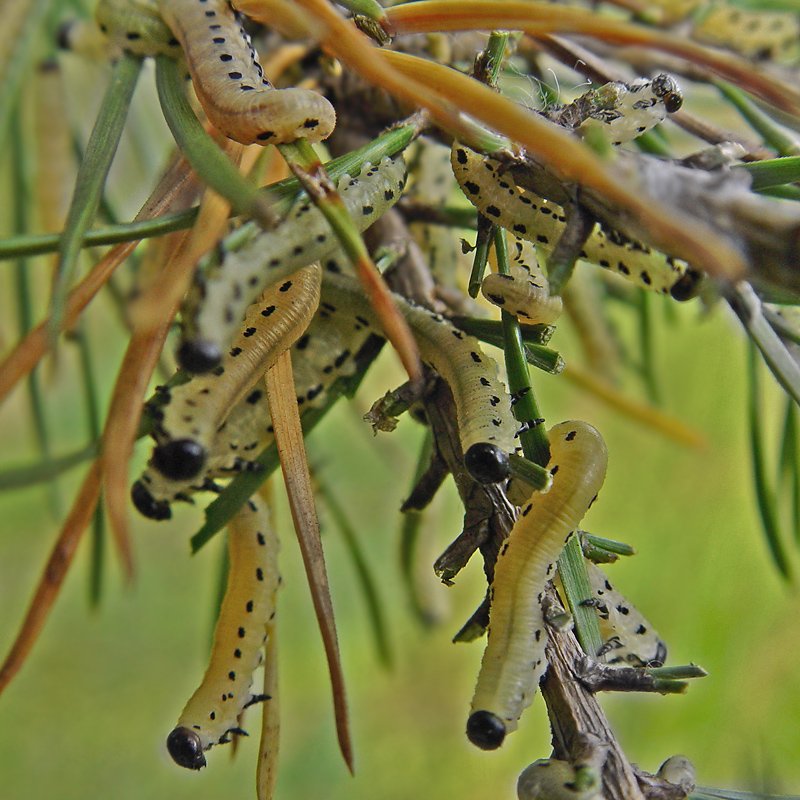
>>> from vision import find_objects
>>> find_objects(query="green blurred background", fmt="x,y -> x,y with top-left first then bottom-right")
1,48 -> 800,800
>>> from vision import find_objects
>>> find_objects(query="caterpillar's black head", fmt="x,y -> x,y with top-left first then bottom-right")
167,727 -> 207,770
669,268 -> 702,301
652,73 -> 683,113
466,710 -> 506,750
464,443 -> 510,484
131,480 -> 172,521
177,339 -> 223,374
152,439 -> 207,481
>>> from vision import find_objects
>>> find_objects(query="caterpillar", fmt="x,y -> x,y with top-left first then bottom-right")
157,0 -> 336,146
467,421 -> 608,750
547,74 -> 683,146
517,759 -> 603,800
320,271 -> 517,484
179,155 -> 407,374
167,490 -> 280,770
583,562 -> 667,667
481,236 -> 563,324
451,143 -> 694,297
132,287 -> 373,519
150,264 -> 321,484
94,0 -> 182,57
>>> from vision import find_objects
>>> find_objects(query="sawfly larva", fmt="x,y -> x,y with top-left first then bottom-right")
150,264 -> 321,483
166,491 -> 279,769
179,156 -> 407,374
452,143 -> 695,297
467,421 -> 608,750
481,236 -> 563,324
158,0 -> 336,145
321,272 -> 516,484
94,0 -> 181,57
517,759 -> 603,800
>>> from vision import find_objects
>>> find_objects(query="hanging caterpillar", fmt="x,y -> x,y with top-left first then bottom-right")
451,143 -> 697,298
481,236 -> 563,324
547,74 -> 683,146
517,759 -> 603,800
320,271 -> 517,484
132,281 -> 374,519
94,0 -> 182,57
167,490 -> 280,770
179,155 -> 407,374
582,561 -> 667,667
149,264 -> 321,485
467,421 -> 608,750
157,0 -> 336,146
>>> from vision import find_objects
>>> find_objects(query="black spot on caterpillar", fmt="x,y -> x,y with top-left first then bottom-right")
467,422 -> 608,750
150,264 -> 321,482
517,758 -> 604,800
94,0 -> 181,57
583,562 -> 667,667
548,74 -> 683,145
320,272 -> 516,484
132,290 -> 373,518
451,143 -> 690,296
157,0 -> 336,145
481,236 -> 563,323
167,491 -> 279,769
180,156 -> 407,373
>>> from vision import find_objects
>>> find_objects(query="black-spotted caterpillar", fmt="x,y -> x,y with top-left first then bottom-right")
148,264 -> 321,485
157,0 -> 336,145
94,0 -> 182,57
167,490 -> 279,769
467,421 -> 608,750
481,236 -> 563,324
179,155 -> 407,374
517,758 -> 603,800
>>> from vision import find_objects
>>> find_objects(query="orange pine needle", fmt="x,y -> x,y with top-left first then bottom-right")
0,460 -> 102,696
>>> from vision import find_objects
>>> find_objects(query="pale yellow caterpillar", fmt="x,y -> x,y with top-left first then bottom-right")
517,759 -> 603,800
467,421 -> 608,749
481,237 -> 563,324
693,6 -> 799,61
548,74 -> 683,146
583,561 -> 667,667
320,272 -> 517,484
166,491 -> 279,769
180,156 -> 407,374
132,292 -> 373,519
157,0 -> 336,145
94,0 -> 182,57
149,264 -> 321,484
451,143 -> 696,298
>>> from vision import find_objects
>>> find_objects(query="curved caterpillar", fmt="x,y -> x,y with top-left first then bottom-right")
467,421 -> 608,750
320,272 -> 517,484
167,491 -> 279,769
132,289 -> 373,519
517,759 -> 603,800
149,264 -> 321,485
180,155 -> 407,374
481,237 -> 563,324
582,562 -> 667,667
94,0 -> 181,57
452,143 -> 694,297
547,74 -> 682,146
157,0 -> 336,145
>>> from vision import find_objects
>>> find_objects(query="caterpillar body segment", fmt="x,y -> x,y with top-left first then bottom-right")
451,143 -> 689,296
132,303 -> 371,519
151,264 -> 321,483
180,156 -> 407,373
517,759 -> 604,800
467,422 -> 608,750
167,491 -> 279,770
481,237 -> 563,324
548,74 -> 682,146
95,0 -> 181,57
157,0 -> 336,145
320,273 -> 516,484
584,562 -> 667,667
